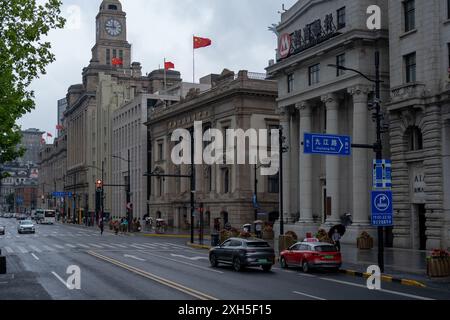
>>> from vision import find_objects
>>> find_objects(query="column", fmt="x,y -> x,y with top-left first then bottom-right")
278,106 -> 291,221
322,93 -> 340,224
349,86 -> 370,225
296,101 -> 313,223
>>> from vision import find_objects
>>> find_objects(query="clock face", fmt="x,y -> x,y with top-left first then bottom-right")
105,19 -> 122,36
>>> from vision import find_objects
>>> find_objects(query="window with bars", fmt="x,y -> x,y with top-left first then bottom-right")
308,64 -> 320,86
404,52 -> 416,83
404,0 -> 415,32
337,7 -> 346,29
336,54 -> 345,76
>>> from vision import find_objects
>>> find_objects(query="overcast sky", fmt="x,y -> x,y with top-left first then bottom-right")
18,0 -> 297,137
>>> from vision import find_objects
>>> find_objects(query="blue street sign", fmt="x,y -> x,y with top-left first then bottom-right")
304,133 -> 351,156
16,197 -> 24,205
52,192 -> 73,198
373,159 -> 392,189
371,190 -> 393,226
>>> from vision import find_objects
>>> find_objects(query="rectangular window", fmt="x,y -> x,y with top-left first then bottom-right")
404,0 -> 415,32
337,7 -> 346,29
404,52 -> 416,83
308,64 -> 320,86
336,54 -> 345,76
268,174 -> 279,194
157,143 -> 163,161
106,49 -> 110,65
113,48 -> 117,58
119,50 -> 123,61
448,0 -> 450,19
287,73 -> 294,93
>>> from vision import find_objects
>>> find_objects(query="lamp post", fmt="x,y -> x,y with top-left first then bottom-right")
87,163 -> 104,226
278,125 -> 289,236
328,50 -> 385,272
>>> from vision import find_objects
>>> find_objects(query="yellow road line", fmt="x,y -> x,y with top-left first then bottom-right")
87,251 -> 218,300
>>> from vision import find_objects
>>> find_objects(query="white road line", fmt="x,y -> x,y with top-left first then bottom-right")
99,243 -> 115,249
76,244 -> 90,249
65,244 -> 76,248
88,243 -> 103,248
5,247 -> 13,253
43,245 -> 55,251
138,243 -> 158,248
31,253 -> 40,261
29,246 -> 42,253
111,243 -> 127,248
124,254 -> 146,261
163,242 -> 187,249
53,244 -> 65,249
293,291 -> 327,300
170,254 -> 209,261
17,246 -> 28,254
130,244 -> 148,249
51,271 -> 69,289
319,277 -> 434,300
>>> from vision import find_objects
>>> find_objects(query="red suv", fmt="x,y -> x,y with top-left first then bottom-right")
280,242 -> 342,273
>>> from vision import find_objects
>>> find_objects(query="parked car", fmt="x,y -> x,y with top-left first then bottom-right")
280,242 -> 342,273
209,238 -> 275,272
18,220 -> 35,234
0,225 -> 5,235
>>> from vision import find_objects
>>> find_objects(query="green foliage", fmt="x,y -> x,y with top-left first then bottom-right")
0,0 -> 65,163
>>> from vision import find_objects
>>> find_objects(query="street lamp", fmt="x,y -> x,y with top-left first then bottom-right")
278,125 -> 289,236
87,163 -> 104,226
328,51 -> 386,272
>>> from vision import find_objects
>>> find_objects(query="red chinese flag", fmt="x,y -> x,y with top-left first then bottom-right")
193,36 -> 212,49
47,132 -> 53,138
112,57 -> 123,66
56,124 -> 64,131
164,61 -> 175,70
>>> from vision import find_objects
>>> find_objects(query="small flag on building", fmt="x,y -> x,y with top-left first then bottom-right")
164,61 -> 175,70
193,36 -> 212,49
112,57 -> 123,66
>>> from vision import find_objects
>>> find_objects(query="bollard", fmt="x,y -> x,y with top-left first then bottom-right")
0,256 -> 6,274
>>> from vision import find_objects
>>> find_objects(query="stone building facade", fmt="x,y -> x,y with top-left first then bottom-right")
266,0 -> 391,244
387,0 -> 450,250
145,70 -> 279,229
63,0 -> 177,222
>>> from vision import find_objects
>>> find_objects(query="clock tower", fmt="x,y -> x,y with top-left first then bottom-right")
91,0 -> 131,68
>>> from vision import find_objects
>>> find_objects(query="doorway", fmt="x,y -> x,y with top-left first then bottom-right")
418,204 -> 427,250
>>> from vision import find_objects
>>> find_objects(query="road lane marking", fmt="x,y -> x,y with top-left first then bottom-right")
17,246 -> 28,254
124,254 -> 146,261
53,244 -> 65,249
43,245 -> 55,251
88,243 -> 103,248
293,291 -> 327,300
5,247 -> 13,253
130,244 -> 149,249
319,277 -> 434,300
170,254 -> 209,261
87,251 -> 218,300
135,243 -> 157,248
111,243 -> 127,248
65,244 -> 76,248
51,271 -> 70,289
142,251 -> 223,274
163,243 -> 188,249
31,253 -> 40,261
29,246 -> 42,253
76,244 -> 90,249
99,243 -> 115,249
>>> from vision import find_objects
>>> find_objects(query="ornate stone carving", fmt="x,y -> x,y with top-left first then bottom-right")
295,101 -> 312,117
348,85 -> 371,103
321,93 -> 340,111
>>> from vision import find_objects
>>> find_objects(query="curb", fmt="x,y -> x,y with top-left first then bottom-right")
339,269 -> 426,288
144,234 -> 211,239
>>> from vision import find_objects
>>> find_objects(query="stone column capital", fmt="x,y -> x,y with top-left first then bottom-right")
276,105 -> 291,120
295,101 -> 313,117
348,85 -> 371,103
321,93 -> 340,111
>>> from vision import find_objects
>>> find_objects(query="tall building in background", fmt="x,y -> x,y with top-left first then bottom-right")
57,98 -> 67,137
18,128 -> 45,165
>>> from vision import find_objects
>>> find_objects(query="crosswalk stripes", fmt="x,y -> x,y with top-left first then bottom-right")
29,245 -> 42,253
53,244 -> 65,249
5,247 -> 13,253
98,243 -> 115,249
88,243 -> 103,248
76,243 -> 90,249
43,245 -> 55,251
17,246 -> 28,254
111,243 -> 127,248
65,244 -> 77,248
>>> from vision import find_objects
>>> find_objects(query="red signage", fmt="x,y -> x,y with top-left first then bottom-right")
278,33 -> 291,59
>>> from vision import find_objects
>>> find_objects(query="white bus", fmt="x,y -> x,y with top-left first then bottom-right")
36,209 -> 56,225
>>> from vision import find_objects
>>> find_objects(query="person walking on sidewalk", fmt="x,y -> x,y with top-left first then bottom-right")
332,229 -> 341,252
99,219 -> 104,236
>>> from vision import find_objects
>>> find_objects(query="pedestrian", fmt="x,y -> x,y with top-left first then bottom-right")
99,219 -> 104,236
114,220 -> 119,235
332,229 -> 341,252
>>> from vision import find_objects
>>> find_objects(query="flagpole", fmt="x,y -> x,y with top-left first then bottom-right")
164,58 -> 167,91
192,35 -> 194,83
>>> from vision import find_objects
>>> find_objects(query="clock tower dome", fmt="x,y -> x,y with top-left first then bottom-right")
90,0 -> 131,68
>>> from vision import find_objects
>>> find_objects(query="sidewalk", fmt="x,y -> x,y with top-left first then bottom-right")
339,243 -> 450,290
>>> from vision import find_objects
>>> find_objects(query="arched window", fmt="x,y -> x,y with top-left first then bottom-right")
108,4 -> 118,10
223,168 -> 230,194
406,126 -> 423,151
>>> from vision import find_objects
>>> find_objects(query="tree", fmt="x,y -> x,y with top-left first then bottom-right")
0,0 -> 65,163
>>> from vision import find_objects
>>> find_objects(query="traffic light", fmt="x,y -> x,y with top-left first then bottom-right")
95,179 -> 103,190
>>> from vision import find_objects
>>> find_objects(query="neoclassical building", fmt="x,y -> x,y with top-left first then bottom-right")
266,0 -> 391,244
387,0 -> 450,250
63,0 -> 175,222
145,70 -> 279,229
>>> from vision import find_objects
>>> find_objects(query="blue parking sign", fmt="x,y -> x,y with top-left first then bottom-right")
371,190 -> 393,226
